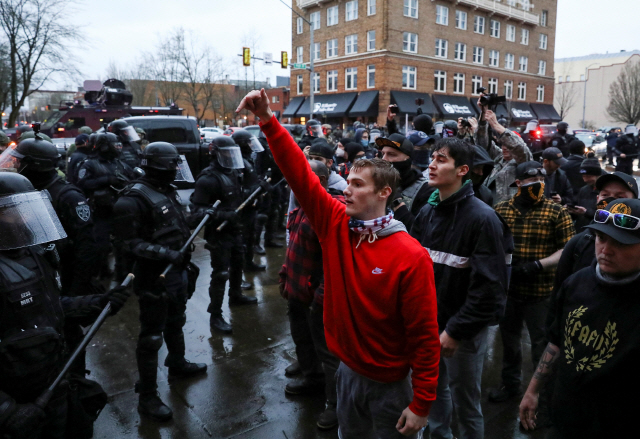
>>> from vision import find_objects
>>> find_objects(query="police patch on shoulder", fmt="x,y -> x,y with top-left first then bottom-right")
76,204 -> 91,222
78,168 -> 86,180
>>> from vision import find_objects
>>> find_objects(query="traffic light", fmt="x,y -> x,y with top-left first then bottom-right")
243,47 -> 251,66
281,51 -> 288,69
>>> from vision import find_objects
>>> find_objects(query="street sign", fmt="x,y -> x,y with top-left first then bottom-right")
242,47 -> 251,66
281,51 -> 288,69
264,53 -> 273,65
292,63 -> 306,69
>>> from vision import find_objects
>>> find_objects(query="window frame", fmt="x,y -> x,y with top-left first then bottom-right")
504,80 -> 513,99
327,70 -> 338,92
345,67 -> 358,90
435,38 -> 448,58
454,42 -> 466,61
537,84 -> 544,102
296,46 -> 304,64
538,60 -> 547,75
517,82 -> 526,100
327,5 -> 339,26
345,34 -> 358,55
453,73 -> 465,94
490,19 -> 500,38
346,0 -> 359,21
474,16 -> 485,34
313,72 -> 320,93
506,24 -> 516,42
297,75 -> 303,95
297,17 -> 303,34
519,56 -> 528,72
368,0 -> 376,15
541,10 -> 548,27
504,53 -> 514,70
455,10 -> 467,30
471,75 -> 482,95
436,5 -> 449,25
403,32 -> 418,53
488,78 -> 498,94
327,39 -> 338,58
473,46 -> 484,64
521,28 -> 529,45
367,30 -> 376,51
367,65 -> 375,88
402,65 -> 417,90
434,70 -> 447,92
310,11 -> 320,30
489,49 -> 500,67
313,42 -> 321,61
404,0 -> 418,18
539,34 -> 548,50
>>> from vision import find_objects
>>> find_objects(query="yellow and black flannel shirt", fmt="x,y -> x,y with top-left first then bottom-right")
495,197 -> 575,297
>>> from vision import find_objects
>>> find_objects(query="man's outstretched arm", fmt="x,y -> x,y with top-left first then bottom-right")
237,89 -> 344,239
519,342 -> 561,431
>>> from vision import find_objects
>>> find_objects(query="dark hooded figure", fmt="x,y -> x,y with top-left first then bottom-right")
470,145 -> 495,206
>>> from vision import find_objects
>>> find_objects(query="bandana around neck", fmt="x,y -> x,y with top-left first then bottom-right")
348,212 -> 394,248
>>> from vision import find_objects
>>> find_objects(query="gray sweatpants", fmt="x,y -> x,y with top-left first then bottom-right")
336,362 -> 417,439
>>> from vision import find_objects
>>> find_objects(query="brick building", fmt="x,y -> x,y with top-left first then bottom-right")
285,0 -> 559,129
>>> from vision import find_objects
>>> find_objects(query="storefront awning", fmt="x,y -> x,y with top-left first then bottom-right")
390,91 -> 437,116
296,92 -> 358,118
282,97 -> 305,118
531,103 -> 562,123
349,91 -> 379,117
432,95 -> 478,119
507,102 -> 537,122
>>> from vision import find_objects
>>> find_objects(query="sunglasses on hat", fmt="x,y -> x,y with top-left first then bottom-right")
522,167 -> 546,176
594,209 -> 640,231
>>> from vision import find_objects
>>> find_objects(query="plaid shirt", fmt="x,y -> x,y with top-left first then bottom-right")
279,192 -> 345,305
495,197 -> 575,297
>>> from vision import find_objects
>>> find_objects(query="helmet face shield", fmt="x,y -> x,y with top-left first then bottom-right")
307,125 -> 324,138
0,144 -> 23,172
120,126 -> 140,142
175,155 -> 195,182
249,136 -> 264,153
217,146 -> 245,169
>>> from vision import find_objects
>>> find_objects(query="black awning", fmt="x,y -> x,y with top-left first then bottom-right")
531,103 -> 561,123
296,92 -> 358,118
282,97 -> 305,117
432,94 -> 478,119
507,101 -> 537,122
390,91 -> 437,116
494,103 -> 510,120
349,91 -> 379,117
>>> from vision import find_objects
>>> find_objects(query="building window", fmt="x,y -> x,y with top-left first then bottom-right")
580,74 -> 585,81
558,76 -> 563,83
404,0 -> 418,18
538,60 -> 546,75
313,43 -> 320,61
327,39 -> 338,58
519,56 -> 528,72
539,34 -> 548,50
435,38 -> 448,58
403,32 -> 418,53
453,73 -> 465,94
518,82 -> 526,100
488,78 -> 498,94
454,42 -> 466,61
346,67 -> 358,90
367,65 -> 375,88
504,80 -> 513,99
367,30 -> 376,51
402,66 -> 417,89
521,28 -> 529,45
345,34 -> 358,54
346,0 -> 358,21
434,70 -> 446,92
473,46 -> 484,64
368,0 -> 376,15
327,70 -> 338,92
436,5 -> 448,25
566,75 -> 571,81
297,75 -> 303,95
490,20 -> 500,38
272,95 -> 280,104
297,17 -> 303,34
296,46 -> 303,64
537,85 -> 544,102
456,10 -> 467,30
313,73 -> 320,93
471,75 -> 482,94
506,24 -> 516,42
541,10 -> 548,27
505,53 -> 514,69
310,11 -> 320,30
489,50 -> 499,67
474,16 -> 485,34
327,6 -> 339,26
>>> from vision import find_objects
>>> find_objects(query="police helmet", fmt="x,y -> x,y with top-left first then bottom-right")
0,135 -> 59,173
306,119 -> 324,138
19,131 -> 52,143
0,131 -> 9,148
78,126 -> 93,135
94,132 -> 121,156
108,119 -> 140,142
557,122 -> 569,131
231,130 -> 264,153
141,142 -> 181,171
0,171 -> 35,196
209,136 -> 244,169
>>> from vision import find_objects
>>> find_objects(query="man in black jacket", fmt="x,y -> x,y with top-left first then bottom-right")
560,140 -> 587,191
566,154 -> 603,231
542,147 -> 573,205
410,137 -> 512,439
613,126 -> 638,175
470,145 -> 495,206
549,122 -> 575,157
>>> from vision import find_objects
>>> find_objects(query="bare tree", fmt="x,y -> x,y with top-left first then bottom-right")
554,81 -> 579,120
607,60 -> 640,125
0,43 -> 11,114
0,0 -> 80,126
145,35 -> 184,106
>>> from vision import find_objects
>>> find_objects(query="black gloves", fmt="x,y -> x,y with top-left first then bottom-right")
104,284 -> 132,315
165,249 -> 184,266
215,210 -> 238,222
259,180 -> 272,193
108,175 -> 120,186
512,260 -> 543,279
4,403 -> 46,438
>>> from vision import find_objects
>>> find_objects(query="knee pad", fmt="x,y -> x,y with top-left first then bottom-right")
211,270 -> 230,283
138,334 -> 163,352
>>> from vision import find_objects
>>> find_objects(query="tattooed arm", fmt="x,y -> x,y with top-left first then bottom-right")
519,343 -> 561,431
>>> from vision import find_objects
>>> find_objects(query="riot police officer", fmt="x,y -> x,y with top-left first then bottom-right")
76,133 -> 135,280
135,127 -> 149,150
231,130 -> 270,272
191,136 -> 257,335
298,119 -> 324,149
108,119 -> 142,168
0,130 -> 10,153
66,134 -> 91,184
613,126 -> 638,175
550,121 -> 575,157
113,142 -> 206,421
0,172 -> 130,439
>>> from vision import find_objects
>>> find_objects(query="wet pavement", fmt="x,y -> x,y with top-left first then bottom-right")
90,233 -> 548,439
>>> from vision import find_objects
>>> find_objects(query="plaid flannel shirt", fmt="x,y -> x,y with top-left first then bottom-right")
495,197 -> 575,297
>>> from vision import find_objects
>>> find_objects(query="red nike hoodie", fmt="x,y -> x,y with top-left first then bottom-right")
261,115 -> 440,416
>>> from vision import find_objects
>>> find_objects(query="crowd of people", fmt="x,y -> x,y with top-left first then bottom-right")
0,86 -> 637,439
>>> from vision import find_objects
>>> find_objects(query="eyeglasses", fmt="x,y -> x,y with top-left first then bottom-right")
522,167 -> 546,176
594,209 -> 640,230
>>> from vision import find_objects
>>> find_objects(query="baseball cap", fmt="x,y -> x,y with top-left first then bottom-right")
542,147 -> 568,166
510,160 -> 546,186
375,133 -> 414,156
585,198 -> 640,245
406,130 -> 430,147
595,171 -> 638,198
309,138 -> 334,159
75,133 -> 90,146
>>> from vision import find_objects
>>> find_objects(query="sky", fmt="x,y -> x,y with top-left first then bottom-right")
54,0 -> 640,91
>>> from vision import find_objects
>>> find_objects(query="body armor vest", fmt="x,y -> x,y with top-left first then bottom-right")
242,158 -> 260,196
400,177 -> 428,211
119,142 -> 142,169
198,165 -> 243,212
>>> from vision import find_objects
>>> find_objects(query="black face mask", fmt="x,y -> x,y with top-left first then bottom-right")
412,150 -> 431,168
391,158 -> 412,177
516,181 -> 545,205
145,168 -> 177,184
558,129 -> 567,136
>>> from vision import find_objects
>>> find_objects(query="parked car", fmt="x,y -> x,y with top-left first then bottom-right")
200,127 -> 223,135
244,125 -> 260,137
223,127 -> 243,136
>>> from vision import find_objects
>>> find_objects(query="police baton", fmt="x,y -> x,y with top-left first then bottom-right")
159,200 -> 221,281
216,179 -> 271,232
261,177 -> 286,197
34,273 -> 135,410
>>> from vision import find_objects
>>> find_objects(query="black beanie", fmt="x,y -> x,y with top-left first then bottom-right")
413,114 -> 433,134
580,154 -> 603,176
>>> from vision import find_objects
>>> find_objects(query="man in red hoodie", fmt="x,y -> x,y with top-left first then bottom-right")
237,90 -> 440,438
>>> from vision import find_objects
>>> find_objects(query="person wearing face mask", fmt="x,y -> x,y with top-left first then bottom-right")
566,154 -> 604,231
386,105 -> 434,138
470,145 -> 495,206
377,133 -> 433,231
354,128 -> 375,159
542,147 -> 573,205
549,122 -> 575,158
490,162 -> 574,404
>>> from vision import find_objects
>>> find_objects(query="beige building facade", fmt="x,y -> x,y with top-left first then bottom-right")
286,0 -> 558,128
